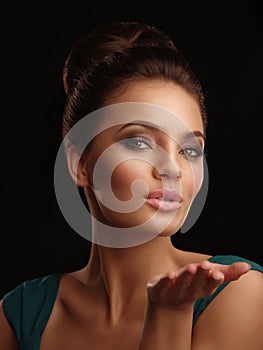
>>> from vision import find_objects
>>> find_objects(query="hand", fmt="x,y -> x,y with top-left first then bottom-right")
147,260 -> 251,310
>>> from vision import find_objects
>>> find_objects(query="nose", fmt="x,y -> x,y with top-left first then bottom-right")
152,147 -> 182,181
153,166 -> 182,181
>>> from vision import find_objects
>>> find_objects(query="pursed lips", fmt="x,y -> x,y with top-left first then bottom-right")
145,189 -> 183,211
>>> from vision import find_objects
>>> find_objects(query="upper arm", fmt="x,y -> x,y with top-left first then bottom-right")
0,299 -> 18,350
192,270 -> 263,350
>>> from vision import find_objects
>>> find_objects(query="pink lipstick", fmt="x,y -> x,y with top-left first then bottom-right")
145,189 -> 182,211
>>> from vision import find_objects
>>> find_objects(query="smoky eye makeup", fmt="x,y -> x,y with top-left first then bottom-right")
119,135 -> 154,150
115,124 -> 157,148
115,122 -> 160,137
179,144 -> 204,159
115,123 -> 205,157
178,134 -> 205,159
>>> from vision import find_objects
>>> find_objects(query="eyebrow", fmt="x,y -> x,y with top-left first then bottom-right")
117,120 -> 205,140
184,130 -> 205,140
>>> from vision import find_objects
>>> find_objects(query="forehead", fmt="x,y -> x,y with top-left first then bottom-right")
104,80 -> 204,134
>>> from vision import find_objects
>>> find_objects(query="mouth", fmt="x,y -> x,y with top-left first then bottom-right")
145,189 -> 183,211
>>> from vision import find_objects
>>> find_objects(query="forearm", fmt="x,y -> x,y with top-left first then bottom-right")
138,301 -> 194,350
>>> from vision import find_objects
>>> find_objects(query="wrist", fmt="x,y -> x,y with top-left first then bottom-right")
139,298 -> 194,350
147,297 -> 195,313
145,298 -> 195,329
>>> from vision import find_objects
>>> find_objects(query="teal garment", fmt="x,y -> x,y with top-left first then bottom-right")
193,255 -> 263,324
2,255 -> 263,350
2,273 -> 64,350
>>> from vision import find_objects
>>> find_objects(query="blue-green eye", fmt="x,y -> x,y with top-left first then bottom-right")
120,137 -> 152,150
180,146 -> 204,158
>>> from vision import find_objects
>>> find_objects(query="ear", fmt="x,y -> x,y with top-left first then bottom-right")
66,146 -> 90,187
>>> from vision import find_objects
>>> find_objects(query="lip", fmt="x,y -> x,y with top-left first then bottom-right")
145,189 -> 183,212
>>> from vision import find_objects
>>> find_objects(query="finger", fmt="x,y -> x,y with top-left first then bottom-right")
223,262 -> 251,282
202,269 -> 225,295
171,262 -> 212,297
192,261 -> 224,296
147,272 -> 175,288
169,261 -> 214,290
147,273 -> 165,287
172,264 -> 198,290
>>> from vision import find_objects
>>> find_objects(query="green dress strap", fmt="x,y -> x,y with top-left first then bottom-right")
193,255 -> 263,325
2,273 -> 64,350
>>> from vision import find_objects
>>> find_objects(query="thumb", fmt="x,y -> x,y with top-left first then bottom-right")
223,262 -> 251,282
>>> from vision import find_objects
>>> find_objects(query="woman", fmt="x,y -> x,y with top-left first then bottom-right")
1,21 -> 263,350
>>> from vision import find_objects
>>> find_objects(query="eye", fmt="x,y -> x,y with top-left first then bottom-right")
180,146 -> 204,159
120,137 -> 153,150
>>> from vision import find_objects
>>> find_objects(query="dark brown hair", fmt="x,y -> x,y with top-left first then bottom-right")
62,21 -> 207,139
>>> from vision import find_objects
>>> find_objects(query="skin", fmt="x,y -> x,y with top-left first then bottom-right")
75,81 -> 205,236
1,80 -> 263,350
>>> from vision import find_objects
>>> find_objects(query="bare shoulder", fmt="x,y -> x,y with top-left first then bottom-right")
0,299 -> 18,350
55,270 -> 98,317
192,270 -> 263,350
65,266 -> 89,284
218,269 -> 263,307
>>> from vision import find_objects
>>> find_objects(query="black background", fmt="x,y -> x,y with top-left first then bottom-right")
2,0 -> 263,298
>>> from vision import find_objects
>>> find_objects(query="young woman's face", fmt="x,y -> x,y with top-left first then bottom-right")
83,80 -> 205,237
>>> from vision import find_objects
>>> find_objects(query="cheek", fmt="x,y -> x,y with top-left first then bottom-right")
193,161 -> 204,193
182,161 -> 204,199
111,160 -> 151,201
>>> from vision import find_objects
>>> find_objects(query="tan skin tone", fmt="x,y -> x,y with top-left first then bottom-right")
1,81 -> 263,350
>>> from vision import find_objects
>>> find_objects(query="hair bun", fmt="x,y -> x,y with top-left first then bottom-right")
63,21 -> 176,95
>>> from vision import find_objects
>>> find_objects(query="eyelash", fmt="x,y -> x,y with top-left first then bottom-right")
179,146 -> 204,159
120,136 -> 204,159
120,136 -> 153,150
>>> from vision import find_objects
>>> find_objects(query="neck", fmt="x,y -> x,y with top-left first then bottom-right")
84,236 -> 184,322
